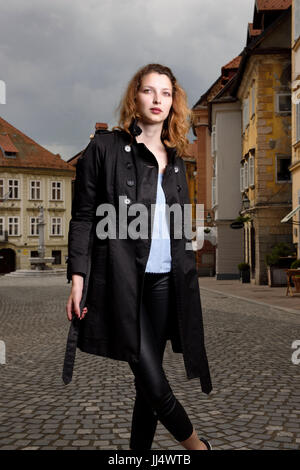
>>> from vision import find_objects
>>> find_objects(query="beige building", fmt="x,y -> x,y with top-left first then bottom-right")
233,2 -> 292,284
0,116 -> 74,273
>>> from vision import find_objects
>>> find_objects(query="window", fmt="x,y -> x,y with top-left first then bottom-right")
8,179 -> 19,199
211,177 -> 216,207
4,151 -> 16,158
244,162 -> 249,189
30,181 -> 41,200
51,217 -> 62,236
251,82 -> 256,117
0,217 -> 4,236
52,250 -> 61,265
30,251 -> 39,258
8,217 -> 19,236
297,103 -> 300,143
276,155 -> 291,182
51,181 -> 62,200
240,166 -> 244,192
0,179 -> 3,199
211,125 -> 217,156
276,93 -> 291,113
249,153 -> 255,186
242,97 -> 249,133
30,217 -> 39,236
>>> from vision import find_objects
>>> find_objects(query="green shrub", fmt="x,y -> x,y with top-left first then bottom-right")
238,262 -> 250,271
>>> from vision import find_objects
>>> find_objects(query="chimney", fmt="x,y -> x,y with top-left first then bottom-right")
95,122 -> 108,131
90,122 -> 109,139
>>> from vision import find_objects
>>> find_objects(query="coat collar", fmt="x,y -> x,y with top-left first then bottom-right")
128,117 -> 177,166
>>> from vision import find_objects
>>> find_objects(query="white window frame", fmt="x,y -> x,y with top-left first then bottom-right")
276,154 -> 292,183
244,162 -> 249,189
29,216 -> 39,236
50,216 -> 63,236
242,96 -> 249,133
211,177 -> 216,207
29,180 -> 41,200
211,124 -> 217,156
240,167 -> 244,192
275,93 -> 291,113
8,179 -> 20,199
50,181 -> 62,201
8,216 -> 20,236
249,153 -> 255,187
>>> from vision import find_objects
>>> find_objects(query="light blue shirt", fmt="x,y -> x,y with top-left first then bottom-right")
145,172 -> 172,273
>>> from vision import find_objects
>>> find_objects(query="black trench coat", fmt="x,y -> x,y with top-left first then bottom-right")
62,120 -> 212,395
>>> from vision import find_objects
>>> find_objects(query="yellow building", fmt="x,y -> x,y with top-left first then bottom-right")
232,3 -> 292,284
0,116 -> 75,273
288,0 -> 300,256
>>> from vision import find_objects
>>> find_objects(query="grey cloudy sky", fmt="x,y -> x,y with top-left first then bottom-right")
0,0 -> 254,160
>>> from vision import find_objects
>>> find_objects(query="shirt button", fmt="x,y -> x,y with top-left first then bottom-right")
174,166 -> 179,173
126,179 -> 135,187
124,145 -> 131,152
126,162 -> 133,169
124,197 -> 131,204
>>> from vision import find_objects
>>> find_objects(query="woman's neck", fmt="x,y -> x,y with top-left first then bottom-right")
135,120 -> 165,151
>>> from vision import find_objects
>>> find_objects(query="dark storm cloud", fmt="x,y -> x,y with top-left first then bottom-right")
0,0 -> 253,159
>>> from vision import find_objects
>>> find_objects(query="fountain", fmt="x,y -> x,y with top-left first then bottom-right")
29,207 -> 54,270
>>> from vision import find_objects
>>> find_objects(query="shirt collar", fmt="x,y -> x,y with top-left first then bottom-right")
129,117 -> 177,165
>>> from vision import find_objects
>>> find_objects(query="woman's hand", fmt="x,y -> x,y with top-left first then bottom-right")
66,274 -> 88,321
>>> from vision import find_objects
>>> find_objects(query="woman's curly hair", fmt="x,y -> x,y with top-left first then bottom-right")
113,63 -> 193,157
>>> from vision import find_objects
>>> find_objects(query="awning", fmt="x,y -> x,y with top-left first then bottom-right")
281,205 -> 300,223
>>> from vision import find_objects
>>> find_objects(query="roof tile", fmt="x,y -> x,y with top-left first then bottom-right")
0,116 -> 74,172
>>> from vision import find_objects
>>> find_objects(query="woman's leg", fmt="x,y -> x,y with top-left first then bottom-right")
129,272 -> 194,450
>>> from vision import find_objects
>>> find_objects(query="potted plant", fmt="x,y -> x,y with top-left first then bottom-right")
265,243 -> 296,287
290,259 -> 300,292
238,262 -> 250,283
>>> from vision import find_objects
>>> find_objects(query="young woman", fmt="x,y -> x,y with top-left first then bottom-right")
63,63 -> 212,451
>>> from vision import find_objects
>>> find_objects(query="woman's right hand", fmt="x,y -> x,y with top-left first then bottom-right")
66,274 -> 88,321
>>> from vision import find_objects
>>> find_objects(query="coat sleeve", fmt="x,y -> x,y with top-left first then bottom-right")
67,137 -> 102,282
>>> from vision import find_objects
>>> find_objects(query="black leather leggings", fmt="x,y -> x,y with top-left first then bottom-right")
128,271 -> 194,450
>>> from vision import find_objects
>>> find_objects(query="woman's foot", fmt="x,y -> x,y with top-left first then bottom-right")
179,429 -> 211,450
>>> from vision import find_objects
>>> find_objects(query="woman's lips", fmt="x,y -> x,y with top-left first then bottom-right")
150,108 -> 162,114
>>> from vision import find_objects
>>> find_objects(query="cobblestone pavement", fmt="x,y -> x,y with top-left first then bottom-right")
0,274 -> 300,450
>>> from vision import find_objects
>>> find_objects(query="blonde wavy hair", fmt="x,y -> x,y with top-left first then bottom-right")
113,63 -> 193,157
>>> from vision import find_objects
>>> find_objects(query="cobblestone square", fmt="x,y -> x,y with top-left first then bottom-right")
0,275 -> 300,450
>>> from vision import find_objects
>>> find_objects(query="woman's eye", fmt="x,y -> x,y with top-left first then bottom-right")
144,89 -> 151,93
163,92 -> 171,96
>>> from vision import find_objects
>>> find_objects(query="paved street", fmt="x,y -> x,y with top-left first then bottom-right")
0,274 -> 300,450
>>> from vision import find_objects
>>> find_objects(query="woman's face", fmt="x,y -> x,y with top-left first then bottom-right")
136,72 -> 173,125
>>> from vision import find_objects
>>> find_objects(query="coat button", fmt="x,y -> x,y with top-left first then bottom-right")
177,184 -> 181,191
124,145 -> 131,152
124,197 -> 131,204
126,162 -> 133,169
174,166 -> 179,173
126,179 -> 135,187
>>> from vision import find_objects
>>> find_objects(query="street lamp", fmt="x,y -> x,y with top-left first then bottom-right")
242,194 -> 250,211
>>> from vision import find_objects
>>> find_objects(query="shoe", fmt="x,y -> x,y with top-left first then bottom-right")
199,437 -> 212,450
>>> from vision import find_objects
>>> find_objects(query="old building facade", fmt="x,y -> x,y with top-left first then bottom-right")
0,116 -> 74,273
